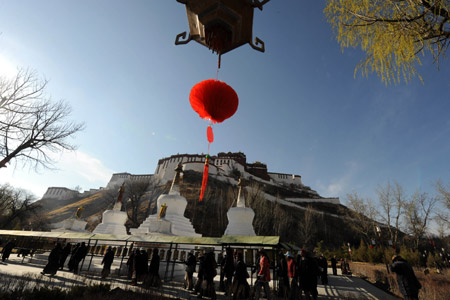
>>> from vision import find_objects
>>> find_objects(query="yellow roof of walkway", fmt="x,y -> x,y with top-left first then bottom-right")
0,230 -> 280,247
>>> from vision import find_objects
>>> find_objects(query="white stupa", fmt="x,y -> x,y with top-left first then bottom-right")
93,184 -> 128,235
224,179 -> 256,236
130,164 -> 201,237
51,206 -> 88,232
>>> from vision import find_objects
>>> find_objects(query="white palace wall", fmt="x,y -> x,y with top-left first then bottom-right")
106,173 -> 154,189
154,154 -> 246,183
42,187 -> 79,200
268,173 -> 302,186
42,153 -> 339,206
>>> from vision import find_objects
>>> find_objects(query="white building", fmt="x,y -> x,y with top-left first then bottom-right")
153,152 -> 302,187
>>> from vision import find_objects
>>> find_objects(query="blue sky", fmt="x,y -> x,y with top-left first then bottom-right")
1,1 -> 449,209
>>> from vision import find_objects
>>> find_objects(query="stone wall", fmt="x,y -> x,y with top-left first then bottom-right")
42,187 -> 79,200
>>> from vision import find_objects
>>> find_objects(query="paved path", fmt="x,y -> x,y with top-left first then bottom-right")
0,254 -> 398,299
317,273 -> 397,300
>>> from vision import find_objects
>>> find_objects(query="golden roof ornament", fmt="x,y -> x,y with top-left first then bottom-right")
75,206 -> 84,219
158,203 -> 168,219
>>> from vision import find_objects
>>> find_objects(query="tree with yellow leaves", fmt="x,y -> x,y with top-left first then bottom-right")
324,0 -> 449,83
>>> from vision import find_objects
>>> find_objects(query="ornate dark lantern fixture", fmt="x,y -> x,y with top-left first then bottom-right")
175,0 -> 270,59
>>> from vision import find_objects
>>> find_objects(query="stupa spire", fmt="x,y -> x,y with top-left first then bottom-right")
169,163 -> 183,195
224,177 -> 256,236
236,178 -> 246,208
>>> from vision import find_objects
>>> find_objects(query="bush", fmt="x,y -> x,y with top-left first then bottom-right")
69,283 -> 111,298
367,247 -> 383,263
24,287 -> 68,300
399,246 -> 421,267
353,239 -> 368,262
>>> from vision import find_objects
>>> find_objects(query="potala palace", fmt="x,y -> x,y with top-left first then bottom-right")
42,152 -> 339,205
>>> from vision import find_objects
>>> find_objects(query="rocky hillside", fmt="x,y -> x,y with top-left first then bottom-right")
36,170 -> 361,249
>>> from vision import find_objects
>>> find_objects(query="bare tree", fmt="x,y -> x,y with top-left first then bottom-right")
143,177 -> 163,217
0,69 -> 84,170
0,69 -> 46,110
297,205 -> 318,249
344,191 -> 379,245
403,191 -> 438,249
436,179 -> 450,209
376,181 -> 405,245
0,183 -> 39,229
246,181 -> 275,235
123,179 -> 153,228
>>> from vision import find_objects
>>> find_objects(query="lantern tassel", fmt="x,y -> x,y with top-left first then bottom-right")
199,155 -> 210,202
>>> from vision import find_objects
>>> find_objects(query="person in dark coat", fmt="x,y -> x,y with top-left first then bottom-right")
185,250 -> 197,290
194,253 -> 205,295
318,255 -> 328,285
141,249 -> 149,278
68,243 -> 80,271
341,258 -> 351,275
147,248 -> 161,287
233,252 -> 249,300
297,249 -> 319,300
41,243 -> 62,276
101,246 -> 115,279
390,255 -> 422,300
2,240 -> 15,262
131,248 -> 143,285
277,251 -> 289,299
126,247 -> 135,279
222,247 -> 235,296
59,243 -> 71,270
72,242 -> 87,274
199,250 -> 217,300
330,256 -> 338,276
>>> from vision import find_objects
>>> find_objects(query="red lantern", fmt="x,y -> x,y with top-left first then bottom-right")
189,79 -> 238,124
190,79 -> 238,202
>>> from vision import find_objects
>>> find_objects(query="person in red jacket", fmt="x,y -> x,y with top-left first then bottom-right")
285,251 -> 297,300
255,248 -> 271,300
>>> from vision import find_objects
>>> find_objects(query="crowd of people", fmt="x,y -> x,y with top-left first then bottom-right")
183,248 -> 353,300
2,239 -> 423,300
126,247 -> 161,287
41,242 -> 88,276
